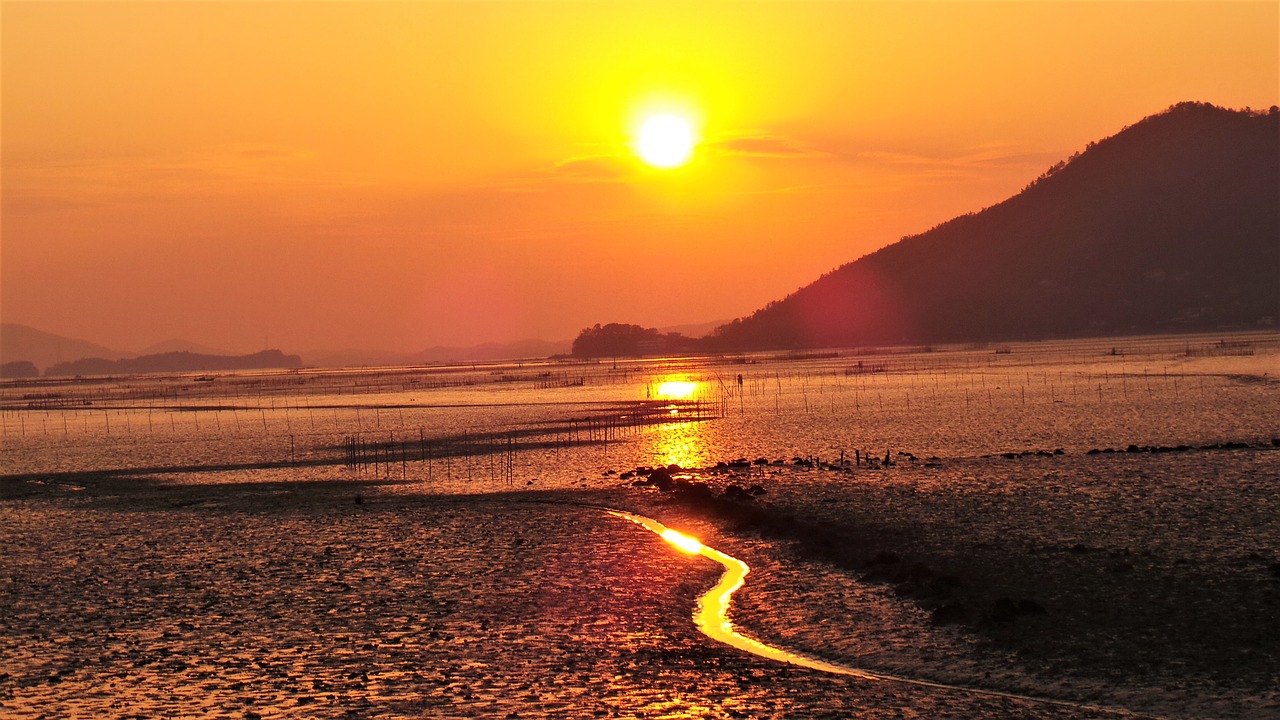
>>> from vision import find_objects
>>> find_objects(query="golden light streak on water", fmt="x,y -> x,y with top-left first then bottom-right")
603,508 -> 1156,717
660,528 -> 704,554
606,510 -> 875,677
648,415 -> 712,470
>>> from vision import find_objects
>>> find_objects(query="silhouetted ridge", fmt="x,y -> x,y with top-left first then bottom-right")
707,102 -> 1279,350
44,349 -> 303,377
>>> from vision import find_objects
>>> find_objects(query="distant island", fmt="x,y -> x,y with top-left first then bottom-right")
575,102 -> 1278,356
42,349 -> 303,378
571,323 -> 698,359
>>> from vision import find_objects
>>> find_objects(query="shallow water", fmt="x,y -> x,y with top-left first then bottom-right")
2,332 -> 1276,485
2,332 -> 1277,718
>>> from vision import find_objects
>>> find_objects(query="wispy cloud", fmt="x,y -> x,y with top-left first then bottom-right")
550,154 -> 632,180
708,135 -> 829,159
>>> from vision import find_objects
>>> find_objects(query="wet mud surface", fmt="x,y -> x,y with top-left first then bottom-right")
2,338 -> 1277,718
5,451 -> 1279,719
630,448 -> 1280,720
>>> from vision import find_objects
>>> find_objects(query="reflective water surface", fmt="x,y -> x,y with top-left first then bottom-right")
3,332 -> 1276,486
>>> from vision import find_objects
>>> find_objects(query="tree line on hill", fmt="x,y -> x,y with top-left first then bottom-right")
570,324 -> 698,359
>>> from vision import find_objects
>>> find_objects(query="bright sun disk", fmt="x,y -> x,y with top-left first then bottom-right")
636,114 -> 695,168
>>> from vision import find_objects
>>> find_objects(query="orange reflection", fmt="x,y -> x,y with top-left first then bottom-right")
650,418 -> 711,470
609,508 -> 1122,707
655,380 -> 699,399
661,528 -> 704,554
606,509 -> 873,678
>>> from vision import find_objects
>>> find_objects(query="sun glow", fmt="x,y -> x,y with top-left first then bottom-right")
655,380 -> 698,399
636,114 -> 696,168
661,528 -> 705,554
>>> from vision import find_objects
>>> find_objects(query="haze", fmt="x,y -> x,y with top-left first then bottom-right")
3,1 -> 1276,355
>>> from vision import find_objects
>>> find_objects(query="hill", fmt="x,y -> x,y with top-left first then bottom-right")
0,324 -> 125,373
44,349 -> 304,377
707,102 -> 1279,350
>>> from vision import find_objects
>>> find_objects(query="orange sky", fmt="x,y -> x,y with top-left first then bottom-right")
3,1 -> 1277,355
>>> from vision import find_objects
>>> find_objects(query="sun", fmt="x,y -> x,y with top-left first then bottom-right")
636,114 -> 696,168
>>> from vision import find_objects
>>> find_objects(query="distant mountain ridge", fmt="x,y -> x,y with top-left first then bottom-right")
706,102 -> 1279,350
44,349 -> 303,377
0,323 -> 125,371
1,321 -> 577,373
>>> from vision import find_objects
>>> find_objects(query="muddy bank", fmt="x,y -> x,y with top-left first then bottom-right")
2,475 -> 1130,719
618,445 -> 1280,719
4,442 -> 1278,719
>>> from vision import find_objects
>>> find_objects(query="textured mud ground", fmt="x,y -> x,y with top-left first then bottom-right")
634,447 -> 1280,720
3,447 -> 1278,719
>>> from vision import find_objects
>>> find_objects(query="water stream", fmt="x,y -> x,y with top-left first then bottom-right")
605,508 -> 1167,719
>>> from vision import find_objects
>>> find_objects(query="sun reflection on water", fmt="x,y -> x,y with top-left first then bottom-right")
649,419 -> 712,470
606,509 -> 874,679
660,529 -> 704,554
653,378 -> 699,400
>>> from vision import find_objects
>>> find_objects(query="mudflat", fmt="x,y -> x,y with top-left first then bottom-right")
3,442 -> 1277,719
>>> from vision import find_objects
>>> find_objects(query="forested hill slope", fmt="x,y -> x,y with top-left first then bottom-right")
707,103 -> 1279,350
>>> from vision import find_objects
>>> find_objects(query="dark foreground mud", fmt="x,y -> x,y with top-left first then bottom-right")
3,448 -> 1277,719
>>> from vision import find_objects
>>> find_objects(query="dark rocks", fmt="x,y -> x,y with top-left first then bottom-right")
648,469 -> 674,492
1085,441 -> 1264,455
672,480 -> 715,504
717,483 -> 769,503
629,467 -> 676,491
1002,448 -> 1070,459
